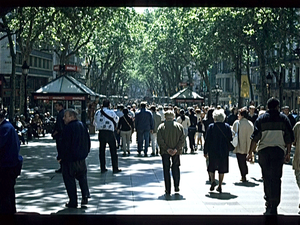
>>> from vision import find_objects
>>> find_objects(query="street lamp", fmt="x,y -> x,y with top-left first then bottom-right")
22,61 -> 29,119
211,84 -> 222,106
266,72 -> 273,99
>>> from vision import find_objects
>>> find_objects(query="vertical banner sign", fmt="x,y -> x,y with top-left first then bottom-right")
240,75 -> 250,98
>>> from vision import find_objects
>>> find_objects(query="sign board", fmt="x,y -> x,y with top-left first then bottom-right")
53,65 -> 82,72
34,96 -> 86,100
179,82 -> 194,87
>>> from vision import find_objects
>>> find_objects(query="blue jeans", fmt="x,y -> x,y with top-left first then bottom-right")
258,147 -> 284,210
137,130 -> 150,155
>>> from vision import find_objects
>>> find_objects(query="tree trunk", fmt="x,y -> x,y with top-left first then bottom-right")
3,15 -> 16,121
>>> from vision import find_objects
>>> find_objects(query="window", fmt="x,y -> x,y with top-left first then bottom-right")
39,58 -> 42,68
34,57 -> 38,67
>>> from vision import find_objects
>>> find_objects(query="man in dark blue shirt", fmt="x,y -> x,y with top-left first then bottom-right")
135,102 -> 154,157
59,109 -> 90,208
0,109 -> 23,214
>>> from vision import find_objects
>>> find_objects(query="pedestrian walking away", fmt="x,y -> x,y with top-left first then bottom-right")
247,97 -> 294,215
94,99 -> 121,173
150,105 -> 162,156
157,110 -> 185,197
117,108 -> 134,156
135,101 -> 154,157
204,109 -> 232,193
0,109 -> 23,214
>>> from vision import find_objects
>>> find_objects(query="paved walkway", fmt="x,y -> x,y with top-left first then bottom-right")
15,133 -> 300,216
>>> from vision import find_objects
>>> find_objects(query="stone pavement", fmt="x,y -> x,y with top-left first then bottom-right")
14,133 -> 300,216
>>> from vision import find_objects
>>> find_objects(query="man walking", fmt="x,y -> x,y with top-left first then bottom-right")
0,109 -> 23,214
59,109 -> 91,208
157,110 -> 185,197
135,102 -> 154,157
94,99 -> 121,173
150,105 -> 161,156
247,98 -> 294,215
52,102 -> 65,173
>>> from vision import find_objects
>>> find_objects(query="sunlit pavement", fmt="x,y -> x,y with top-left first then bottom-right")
15,132 -> 300,216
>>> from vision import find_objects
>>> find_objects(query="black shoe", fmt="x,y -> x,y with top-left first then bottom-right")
151,153 -> 155,156
216,186 -> 222,193
113,169 -> 122,174
65,202 -> 77,208
55,168 -> 62,173
81,197 -> 88,205
210,181 -> 217,191
175,187 -> 180,192
101,168 -> 108,173
144,154 -> 148,157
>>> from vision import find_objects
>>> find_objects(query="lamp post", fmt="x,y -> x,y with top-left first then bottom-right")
211,84 -> 222,106
266,72 -> 273,99
22,61 -> 29,119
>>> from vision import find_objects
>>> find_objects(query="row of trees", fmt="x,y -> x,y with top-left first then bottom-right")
1,7 -> 300,119
138,8 -> 300,107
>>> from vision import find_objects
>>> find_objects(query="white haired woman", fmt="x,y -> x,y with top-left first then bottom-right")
204,109 -> 232,193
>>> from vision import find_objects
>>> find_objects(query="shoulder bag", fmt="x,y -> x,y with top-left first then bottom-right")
216,124 -> 234,151
231,122 -> 239,147
100,109 -> 117,128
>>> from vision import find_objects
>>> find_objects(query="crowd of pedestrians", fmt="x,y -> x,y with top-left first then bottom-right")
2,97 -> 300,216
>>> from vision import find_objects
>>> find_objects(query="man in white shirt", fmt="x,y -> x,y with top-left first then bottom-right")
94,99 -> 121,174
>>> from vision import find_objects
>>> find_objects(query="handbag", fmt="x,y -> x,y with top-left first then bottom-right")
216,124 -> 234,151
231,122 -> 239,148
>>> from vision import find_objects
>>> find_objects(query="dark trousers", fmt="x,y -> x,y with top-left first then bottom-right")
258,147 -> 284,210
56,138 -> 63,169
0,164 -> 21,214
236,153 -> 248,177
162,154 -> 180,194
98,130 -> 119,171
188,128 -> 196,151
62,160 -> 89,206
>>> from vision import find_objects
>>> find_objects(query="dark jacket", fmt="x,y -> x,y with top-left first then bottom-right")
60,120 -> 91,162
0,120 -> 23,168
135,108 -> 154,131
204,122 -> 232,158
53,109 -> 65,139
118,114 -> 134,132
189,114 -> 197,128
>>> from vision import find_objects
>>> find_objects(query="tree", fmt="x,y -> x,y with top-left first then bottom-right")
4,7 -> 57,116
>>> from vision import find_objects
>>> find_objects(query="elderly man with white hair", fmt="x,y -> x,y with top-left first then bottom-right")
157,110 -> 185,197
204,109 -> 232,193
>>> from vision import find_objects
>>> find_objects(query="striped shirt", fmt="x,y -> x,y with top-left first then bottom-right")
251,109 -> 294,153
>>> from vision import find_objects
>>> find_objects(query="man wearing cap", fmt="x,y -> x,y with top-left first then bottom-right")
135,102 -> 154,157
0,109 -> 23,214
247,98 -> 294,215
157,110 -> 185,196
282,106 -> 296,128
